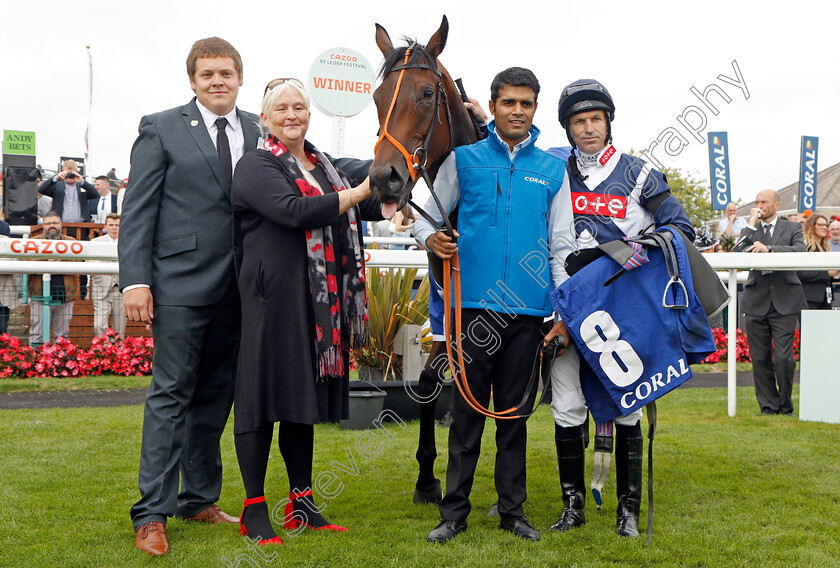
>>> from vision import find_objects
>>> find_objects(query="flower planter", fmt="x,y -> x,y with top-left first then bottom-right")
350,374 -> 453,421
339,391 -> 387,430
356,364 -> 401,382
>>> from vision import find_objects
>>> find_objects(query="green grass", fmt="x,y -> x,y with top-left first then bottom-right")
0,371 -> 363,394
0,374 -> 153,393
1,386 -> 839,567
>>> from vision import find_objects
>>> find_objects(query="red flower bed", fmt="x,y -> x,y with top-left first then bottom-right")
701,327 -> 800,364
0,329 -> 154,378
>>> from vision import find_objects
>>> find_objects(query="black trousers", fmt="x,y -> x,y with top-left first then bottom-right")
438,309 -> 542,522
745,308 -> 798,414
130,281 -> 241,530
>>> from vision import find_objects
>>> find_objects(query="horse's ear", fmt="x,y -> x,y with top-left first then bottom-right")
425,15 -> 449,59
375,23 -> 394,56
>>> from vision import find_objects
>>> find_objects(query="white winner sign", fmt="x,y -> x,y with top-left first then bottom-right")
308,47 -> 375,118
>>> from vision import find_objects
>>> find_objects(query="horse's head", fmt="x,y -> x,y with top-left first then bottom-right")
370,16 -> 452,219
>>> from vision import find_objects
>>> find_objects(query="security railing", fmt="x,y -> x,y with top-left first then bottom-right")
2,237 -> 838,416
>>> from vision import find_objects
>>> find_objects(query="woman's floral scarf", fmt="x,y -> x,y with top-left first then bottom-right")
264,134 -> 368,379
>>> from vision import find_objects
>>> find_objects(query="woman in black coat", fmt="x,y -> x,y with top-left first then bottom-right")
231,78 -> 381,545
797,214 -> 837,310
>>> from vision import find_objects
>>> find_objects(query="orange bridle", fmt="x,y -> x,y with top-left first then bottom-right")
374,48 -> 452,183
375,49 -> 421,181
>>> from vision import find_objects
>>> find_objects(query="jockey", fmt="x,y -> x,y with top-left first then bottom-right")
545,79 -> 694,538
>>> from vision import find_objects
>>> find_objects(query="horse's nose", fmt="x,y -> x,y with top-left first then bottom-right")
370,163 -> 408,200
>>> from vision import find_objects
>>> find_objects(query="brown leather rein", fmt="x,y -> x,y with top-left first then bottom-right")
375,48 -> 552,420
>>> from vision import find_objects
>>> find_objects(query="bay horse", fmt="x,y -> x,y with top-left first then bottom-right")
370,16 -> 479,504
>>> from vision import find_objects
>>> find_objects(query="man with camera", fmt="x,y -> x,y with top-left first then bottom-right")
739,189 -> 806,415
37,160 -> 99,229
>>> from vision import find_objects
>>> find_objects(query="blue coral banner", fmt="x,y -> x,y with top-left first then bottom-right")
798,136 -> 819,213
707,132 -> 731,211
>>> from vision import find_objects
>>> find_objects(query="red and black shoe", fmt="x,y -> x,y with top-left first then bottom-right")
240,496 -> 283,545
284,490 -> 348,532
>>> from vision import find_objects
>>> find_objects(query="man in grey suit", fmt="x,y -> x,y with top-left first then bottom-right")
740,189 -> 807,416
119,37 -> 260,556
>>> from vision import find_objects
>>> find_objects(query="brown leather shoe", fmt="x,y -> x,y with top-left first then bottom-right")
136,521 -> 169,556
187,504 -> 238,524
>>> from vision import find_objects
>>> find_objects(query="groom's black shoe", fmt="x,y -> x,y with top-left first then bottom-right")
427,519 -> 467,543
500,515 -> 541,541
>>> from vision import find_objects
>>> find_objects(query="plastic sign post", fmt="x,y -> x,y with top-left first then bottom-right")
309,47 -> 375,156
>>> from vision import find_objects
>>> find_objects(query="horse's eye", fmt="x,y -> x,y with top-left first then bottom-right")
423,88 -> 435,100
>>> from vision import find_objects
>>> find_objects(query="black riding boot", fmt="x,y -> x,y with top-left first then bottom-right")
615,424 -> 643,538
549,425 -> 586,532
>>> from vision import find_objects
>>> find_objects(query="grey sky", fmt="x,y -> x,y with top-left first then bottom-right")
3,0 -> 837,207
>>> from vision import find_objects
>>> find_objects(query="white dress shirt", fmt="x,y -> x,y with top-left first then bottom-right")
195,100 -> 246,175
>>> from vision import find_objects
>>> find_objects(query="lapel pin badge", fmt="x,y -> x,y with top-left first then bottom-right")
191,120 -> 199,127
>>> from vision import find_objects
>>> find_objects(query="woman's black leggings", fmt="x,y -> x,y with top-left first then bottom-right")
234,421 -> 315,498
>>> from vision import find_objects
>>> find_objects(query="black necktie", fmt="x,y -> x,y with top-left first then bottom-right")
215,117 -> 232,185
763,223 -> 772,243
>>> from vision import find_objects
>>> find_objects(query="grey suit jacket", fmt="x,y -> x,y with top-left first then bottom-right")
118,98 -> 260,306
740,219 -> 808,316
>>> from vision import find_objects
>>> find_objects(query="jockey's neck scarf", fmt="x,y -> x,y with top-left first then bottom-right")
264,134 -> 368,380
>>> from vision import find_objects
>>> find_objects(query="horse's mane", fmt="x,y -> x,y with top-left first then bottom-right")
378,38 -> 437,79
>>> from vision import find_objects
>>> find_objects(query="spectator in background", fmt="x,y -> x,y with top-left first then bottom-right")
787,213 -> 801,224
718,202 -> 746,238
371,219 -> 392,249
0,220 -> 22,335
39,160 -> 97,299
37,160 -> 98,233
28,212 -> 77,346
828,219 -> 840,252
830,219 -> 840,308
740,189 -> 807,415
107,167 -> 119,191
797,214 -> 836,310
90,175 -> 119,224
389,205 -> 416,250
37,193 -> 53,222
89,213 -> 125,336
